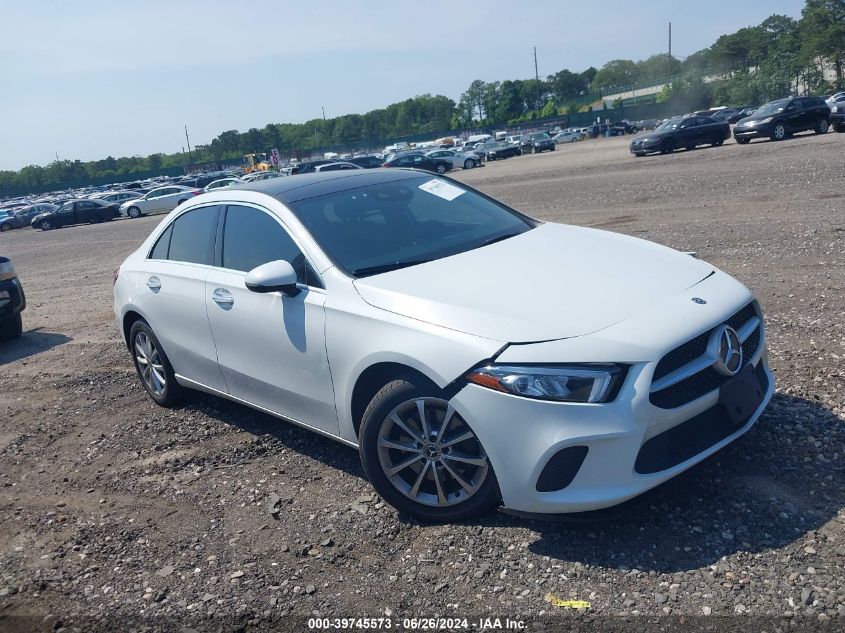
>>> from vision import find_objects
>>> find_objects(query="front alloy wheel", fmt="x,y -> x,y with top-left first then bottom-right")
435,164 -> 447,174
127,207 -> 141,219
771,123 -> 787,141
359,380 -> 499,522
39,220 -> 52,230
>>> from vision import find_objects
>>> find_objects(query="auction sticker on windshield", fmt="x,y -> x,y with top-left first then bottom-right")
419,178 -> 465,201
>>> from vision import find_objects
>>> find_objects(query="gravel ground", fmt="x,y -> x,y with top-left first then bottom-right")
1,131 -> 843,632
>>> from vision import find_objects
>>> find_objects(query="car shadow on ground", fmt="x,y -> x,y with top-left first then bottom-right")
488,392 -> 843,573
0,328 -> 72,365
186,389 -> 841,575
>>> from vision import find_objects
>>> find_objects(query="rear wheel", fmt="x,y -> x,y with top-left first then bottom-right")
814,118 -> 829,134
711,133 -> 724,146
127,206 -> 141,219
0,313 -> 22,341
834,121 -> 845,133
435,164 -> 447,174
771,122 -> 787,141
89,216 -> 103,224
359,379 -> 499,522
463,159 -> 476,169
129,320 -> 184,407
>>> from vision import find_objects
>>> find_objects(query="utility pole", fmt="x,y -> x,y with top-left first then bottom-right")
322,106 -> 327,121
184,125 -> 193,164
668,22 -> 672,82
534,46 -> 540,111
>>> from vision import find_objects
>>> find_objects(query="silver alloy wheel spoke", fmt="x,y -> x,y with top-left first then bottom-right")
389,412 -> 424,443
385,453 -> 423,477
416,399 -> 432,440
439,458 -> 475,494
442,451 -> 488,467
135,332 -> 165,395
431,462 -> 448,504
434,405 -> 456,444
378,437 -> 420,453
409,461 -> 430,498
440,430 -> 474,448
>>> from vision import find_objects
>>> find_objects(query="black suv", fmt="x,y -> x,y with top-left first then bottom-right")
0,256 -> 25,340
734,96 -> 830,144
520,132 -> 556,154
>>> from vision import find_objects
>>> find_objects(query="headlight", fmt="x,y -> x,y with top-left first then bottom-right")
466,364 -> 626,403
833,105 -> 839,113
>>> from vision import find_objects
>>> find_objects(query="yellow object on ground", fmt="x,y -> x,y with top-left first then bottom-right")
544,593 -> 591,609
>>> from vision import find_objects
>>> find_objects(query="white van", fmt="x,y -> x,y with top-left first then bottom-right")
465,134 -> 493,145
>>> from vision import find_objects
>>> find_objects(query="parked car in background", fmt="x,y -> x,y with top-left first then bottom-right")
290,159 -> 338,175
348,155 -> 384,169
32,199 -> 120,230
425,149 -> 481,169
734,96 -> 830,144
0,204 -> 57,232
381,154 -> 452,173
242,171 -> 282,183
505,134 -> 525,146
204,177 -> 243,192
629,115 -> 730,156
520,132 -> 556,154
825,92 -> 845,109
95,190 -> 143,204
0,256 -> 25,340
552,130 -> 580,143
609,120 -> 639,135
120,185 -> 200,219
314,162 -> 363,172
484,142 -> 522,160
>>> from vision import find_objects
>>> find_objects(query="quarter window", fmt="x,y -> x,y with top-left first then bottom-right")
167,206 -> 218,265
149,224 -> 173,260
222,205 -> 307,283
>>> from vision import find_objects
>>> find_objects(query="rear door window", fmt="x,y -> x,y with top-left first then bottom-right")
167,206 -> 219,265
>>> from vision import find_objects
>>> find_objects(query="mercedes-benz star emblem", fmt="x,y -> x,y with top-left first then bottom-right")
711,325 -> 743,376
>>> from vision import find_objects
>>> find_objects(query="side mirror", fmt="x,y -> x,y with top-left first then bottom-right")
245,260 -> 300,296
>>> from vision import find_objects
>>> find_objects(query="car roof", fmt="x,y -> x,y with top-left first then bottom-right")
231,168 -> 429,204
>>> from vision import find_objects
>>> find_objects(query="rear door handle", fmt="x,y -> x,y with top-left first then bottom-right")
212,288 -> 234,309
146,276 -> 161,292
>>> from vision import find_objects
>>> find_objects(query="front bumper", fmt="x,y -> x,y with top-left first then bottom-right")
734,123 -> 771,140
629,138 -> 661,154
449,271 -> 774,514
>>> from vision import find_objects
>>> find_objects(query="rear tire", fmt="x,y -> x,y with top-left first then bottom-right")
463,159 -> 476,169
814,118 -> 829,134
359,378 -> 500,523
129,320 -> 184,407
435,164 -> 447,174
177,199 -> 187,205
0,313 -> 23,341
711,134 -> 724,146
834,121 -> 845,133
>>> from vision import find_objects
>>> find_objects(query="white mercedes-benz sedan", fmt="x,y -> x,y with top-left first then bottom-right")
114,169 -> 774,522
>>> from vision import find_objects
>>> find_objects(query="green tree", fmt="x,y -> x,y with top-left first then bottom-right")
801,0 -> 845,88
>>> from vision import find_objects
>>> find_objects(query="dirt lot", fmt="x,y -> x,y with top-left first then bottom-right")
1,132 -> 844,632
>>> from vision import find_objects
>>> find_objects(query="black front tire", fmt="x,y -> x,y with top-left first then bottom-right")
129,319 -> 185,407
39,221 -> 52,231
359,378 -> 500,523
0,313 -> 23,341
736,137 -> 751,145
0,223 -> 10,232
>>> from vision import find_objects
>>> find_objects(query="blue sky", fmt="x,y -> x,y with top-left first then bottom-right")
0,0 -> 805,170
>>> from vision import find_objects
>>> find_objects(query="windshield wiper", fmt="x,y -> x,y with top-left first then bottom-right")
478,232 -> 522,248
352,259 -> 433,277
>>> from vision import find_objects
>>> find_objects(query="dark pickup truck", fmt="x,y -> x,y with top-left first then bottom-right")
31,199 -> 120,230
629,115 -> 730,156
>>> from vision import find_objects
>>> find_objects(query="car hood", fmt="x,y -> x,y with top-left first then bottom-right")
31,212 -> 53,222
737,113 -> 770,124
353,223 -> 714,343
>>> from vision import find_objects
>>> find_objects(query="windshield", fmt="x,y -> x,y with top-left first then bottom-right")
288,177 -> 535,277
655,117 -> 683,131
530,133 -> 549,140
754,99 -> 789,116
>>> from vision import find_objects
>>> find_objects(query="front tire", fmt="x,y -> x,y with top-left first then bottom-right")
0,313 -> 22,341
127,206 -> 141,219
435,164 -> 447,174
660,139 -> 675,154
463,159 -> 476,169
359,379 -> 499,522
39,220 -> 52,231
736,137 -> 751,144
0,223 -> 10,232
129,320 -> 184,407
771,122 -> 787,141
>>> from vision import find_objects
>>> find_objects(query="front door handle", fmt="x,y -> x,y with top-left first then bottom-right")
212,288 -> 234,309
146,276 -> 161,292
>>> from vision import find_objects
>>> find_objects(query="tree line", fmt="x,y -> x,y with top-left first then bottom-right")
2,0 -> 842,197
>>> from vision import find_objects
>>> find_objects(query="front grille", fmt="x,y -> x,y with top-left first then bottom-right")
631,140 -> 644,150
636,363 -> 768,474
650,302 -> 761,409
